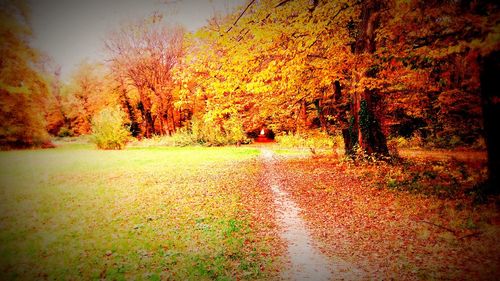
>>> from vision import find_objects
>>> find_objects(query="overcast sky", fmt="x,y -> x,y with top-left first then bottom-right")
28,0 -> 245,80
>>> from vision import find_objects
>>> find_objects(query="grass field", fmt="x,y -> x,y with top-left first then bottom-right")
1,141 -> 498,280
0,143 -> 279,280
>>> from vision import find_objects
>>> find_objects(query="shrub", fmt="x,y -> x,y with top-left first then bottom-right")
190,116 -> 248,146
275,133 -> 306,148
388,133 -> 425,151
471,137 -> 486,150
90,106 -> 130,150
57,126 -> 73,137
171,128 -> 197,146
449,135 -> 462,147
128,116 -> 248,148
128,131 -> 197,147
275,130 -> 342,151
223,117 -> 247,145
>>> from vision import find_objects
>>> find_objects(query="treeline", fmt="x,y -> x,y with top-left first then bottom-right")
1,0 -> 499,152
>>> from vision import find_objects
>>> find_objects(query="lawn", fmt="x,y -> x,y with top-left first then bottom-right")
0,144 -> 280,280
1,142 -> 498,280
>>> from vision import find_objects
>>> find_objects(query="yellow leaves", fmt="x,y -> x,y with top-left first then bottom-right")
170,0 -> 364,132
244,81 -> 267,94
0,1 -> 53,146
472,23 -> 500,56
0,82 -> 30,95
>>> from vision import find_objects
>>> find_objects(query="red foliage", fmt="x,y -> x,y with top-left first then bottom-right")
269,154 -> 499,279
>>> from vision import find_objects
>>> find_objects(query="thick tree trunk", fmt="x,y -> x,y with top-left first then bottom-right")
159,114 -> 165,135
479,50 -> 500,191
119,83 -> 140,137
144,111 -> 154,137
348,90 -> 388,156
357,89 -> 388,155
297,99 -> 308,133
137,100 -> 154,138
345,0 -> 389,157
122,94 -> 140,137
169,106 -> 176,134
137,88 -> 155,138
314,97 -> 327,132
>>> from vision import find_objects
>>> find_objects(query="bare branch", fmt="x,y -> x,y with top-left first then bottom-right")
416,220 -> 457,234
275,0 -> 294,8
226,0 -> 256,33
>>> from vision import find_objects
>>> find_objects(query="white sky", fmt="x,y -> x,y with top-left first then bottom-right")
28,0 -> 246,80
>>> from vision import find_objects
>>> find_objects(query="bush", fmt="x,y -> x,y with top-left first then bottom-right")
57,126 -> 73,137
190,116 -> 249,146
90,106 -> 130,150
276,130 -> 342,151
388,133 -> 424,151
128,131 -> 197,147
128,117 -> 249,148
471,137 -> 486,150
171,128 -> 197,146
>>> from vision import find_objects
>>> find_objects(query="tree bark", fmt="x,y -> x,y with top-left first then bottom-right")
297,99 -> 308,133
358,89 -> 388,155
314,97 -> 327,132
137,89 -> 154,138
346,0 -> 389,157
168,106 -> 176,135
479,50 -> 500,191
121,92 -> 140,137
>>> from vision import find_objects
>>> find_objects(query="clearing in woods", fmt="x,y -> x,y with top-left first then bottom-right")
0,143 -> 498,280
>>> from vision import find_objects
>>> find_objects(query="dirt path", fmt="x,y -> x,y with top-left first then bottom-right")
261,149 -> 365,280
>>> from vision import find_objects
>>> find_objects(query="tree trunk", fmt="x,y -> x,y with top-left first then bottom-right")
345,0 -> 389,157
122,94 -> 140,137
333,80 -> 341,102
169,106 -> 176,134
297,99 -> 308,133
479,50 -> 500,192
342,128 -> 353,155
357,89 -> 388,155
314,97 -> 327,132
159,114 -> 165,135
137,88 -> 155,138
137,100 -> 154,138
119,84 -> 140,137
144,111 -> 154,137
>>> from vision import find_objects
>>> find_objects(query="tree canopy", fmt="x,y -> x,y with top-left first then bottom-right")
1,0 -> 499,154
0,0 -> 51,147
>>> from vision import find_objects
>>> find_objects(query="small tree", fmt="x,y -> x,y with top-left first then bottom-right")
91,106 -> 129,149
223,116 -> 248,145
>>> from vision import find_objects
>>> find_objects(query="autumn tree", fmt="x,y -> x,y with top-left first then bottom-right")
61,60 -> 116,135
34,55 -> 68,136
182,1 -> 383,153
45,74 -> 67,135
180,1 -> 347,136
0,0 -> 51,148
105,13 -> 184,137
338,0 -> 388,156
479,50 -> 499,191
369,0 -> 494,148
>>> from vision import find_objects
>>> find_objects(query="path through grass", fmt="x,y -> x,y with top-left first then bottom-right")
272,153 -> 499,280
0,144 -> 280,280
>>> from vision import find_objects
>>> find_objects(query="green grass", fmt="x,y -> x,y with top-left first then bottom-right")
0,145 -> 274,280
